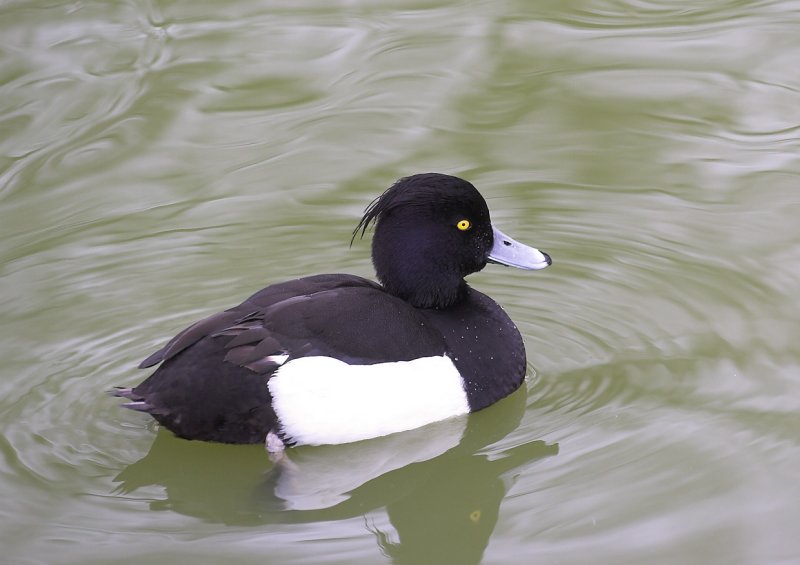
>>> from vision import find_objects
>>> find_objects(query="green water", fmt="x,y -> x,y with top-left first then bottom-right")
2,1 -> 799,563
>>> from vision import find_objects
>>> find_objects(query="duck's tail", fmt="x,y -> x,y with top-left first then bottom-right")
108,387 -> 158,413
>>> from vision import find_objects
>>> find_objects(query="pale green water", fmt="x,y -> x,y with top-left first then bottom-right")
2,1 -> 800,564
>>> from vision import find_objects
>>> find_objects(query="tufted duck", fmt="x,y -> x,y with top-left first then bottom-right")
113,173 -> 551,450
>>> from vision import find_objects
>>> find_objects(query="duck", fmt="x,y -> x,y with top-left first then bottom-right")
113,173 -> 551,452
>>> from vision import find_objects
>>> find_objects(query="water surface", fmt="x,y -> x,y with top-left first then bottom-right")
2,1 -> 799,563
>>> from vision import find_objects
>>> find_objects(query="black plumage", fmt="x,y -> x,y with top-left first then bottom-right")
113,173 -> 551,445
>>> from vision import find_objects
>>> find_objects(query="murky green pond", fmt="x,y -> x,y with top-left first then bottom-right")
2,1 -> 799,563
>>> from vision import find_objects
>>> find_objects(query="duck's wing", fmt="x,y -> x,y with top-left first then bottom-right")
225,286 -> 447,370
137,274 -> 443,373
138,274 -> 381,369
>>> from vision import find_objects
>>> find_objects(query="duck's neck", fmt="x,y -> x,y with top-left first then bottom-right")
374,254 -> 468,309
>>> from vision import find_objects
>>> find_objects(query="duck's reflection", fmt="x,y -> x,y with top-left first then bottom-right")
114,387 -> 558,564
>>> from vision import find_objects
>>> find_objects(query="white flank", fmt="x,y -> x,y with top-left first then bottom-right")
268,355 -> 469,446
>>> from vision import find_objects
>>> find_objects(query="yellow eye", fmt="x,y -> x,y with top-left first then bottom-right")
457,219 -> 471,231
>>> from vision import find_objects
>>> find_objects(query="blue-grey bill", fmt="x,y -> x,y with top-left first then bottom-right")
487,227 -> 552,270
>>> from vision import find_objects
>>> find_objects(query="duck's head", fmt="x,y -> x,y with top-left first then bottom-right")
353,173 -> 551,309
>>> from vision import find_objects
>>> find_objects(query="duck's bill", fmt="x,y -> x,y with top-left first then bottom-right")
488,227 -> 552,270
